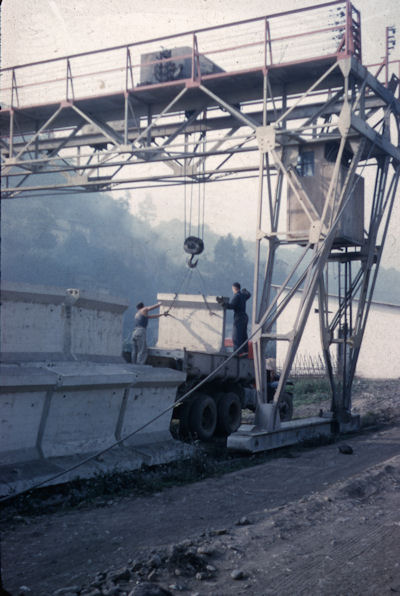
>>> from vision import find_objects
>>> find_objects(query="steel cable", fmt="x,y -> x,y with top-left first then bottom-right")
0,306 -> 258,505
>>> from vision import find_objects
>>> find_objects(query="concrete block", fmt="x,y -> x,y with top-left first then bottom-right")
120,366 -> 186,446
41,387 -> 126,457
70,307 -> 124,358
0,390 -> 46,464
0,365 -> 58,464
156,293 -> 226,352
0,361 -> 186,465
0,281 -> 128,362
1,289 -> 65,356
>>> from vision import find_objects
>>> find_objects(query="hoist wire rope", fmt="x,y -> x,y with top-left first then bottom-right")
202,169 -> 206,241
195,267 -> 214,317
2,172 -> 379,505
189,178 -> 193,236
4,92 -> 391,505
1,311 -> 259,506
164,267 -> 193,315
183,157 -> 187,240
201,134 -> 206,241
197,174 -> 201,238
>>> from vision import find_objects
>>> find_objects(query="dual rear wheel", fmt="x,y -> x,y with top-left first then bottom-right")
178,391 -> 242,441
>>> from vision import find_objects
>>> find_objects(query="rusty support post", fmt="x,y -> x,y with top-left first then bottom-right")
66,59 -> 74,101
126,47 -> 134,91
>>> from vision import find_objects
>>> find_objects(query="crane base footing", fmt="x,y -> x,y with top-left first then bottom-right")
227,415 -> 360,453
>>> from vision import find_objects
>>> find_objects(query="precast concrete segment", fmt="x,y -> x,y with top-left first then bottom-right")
0,282 -> 129,363
0,281 -> 187,483
0,362 -> 186,468
156,293 -> 226,353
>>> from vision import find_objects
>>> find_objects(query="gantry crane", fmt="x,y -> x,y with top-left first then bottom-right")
1,1 -> 399,449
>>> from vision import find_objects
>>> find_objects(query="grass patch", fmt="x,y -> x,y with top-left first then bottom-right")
292,377 -> 331,406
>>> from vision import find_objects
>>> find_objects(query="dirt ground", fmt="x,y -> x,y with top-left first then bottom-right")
1,379 -> 400,596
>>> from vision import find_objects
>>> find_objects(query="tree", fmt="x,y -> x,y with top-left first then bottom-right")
212,234 -> 252,292
137,193 -> 157,225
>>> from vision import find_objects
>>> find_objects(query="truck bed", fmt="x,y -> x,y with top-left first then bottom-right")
147,347 -> 254,383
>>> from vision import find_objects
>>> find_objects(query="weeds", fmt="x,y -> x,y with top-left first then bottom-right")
292,377 -> 331,405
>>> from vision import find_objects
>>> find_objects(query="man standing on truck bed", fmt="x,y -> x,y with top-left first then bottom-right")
218,282 -> 251,355
132,301 -> 163,364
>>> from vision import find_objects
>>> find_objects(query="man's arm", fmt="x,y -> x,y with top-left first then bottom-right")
225,294 -> 240,311
142,302 -> 161,314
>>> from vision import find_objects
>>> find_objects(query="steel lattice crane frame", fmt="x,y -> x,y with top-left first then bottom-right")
1,1 -> 399,441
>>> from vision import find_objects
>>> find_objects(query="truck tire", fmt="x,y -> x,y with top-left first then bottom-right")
188,393 -> 217,441
216,392 -> 242,436
279,391 -> 293,421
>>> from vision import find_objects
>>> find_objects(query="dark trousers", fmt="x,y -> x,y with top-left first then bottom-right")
232,313 -> 248,354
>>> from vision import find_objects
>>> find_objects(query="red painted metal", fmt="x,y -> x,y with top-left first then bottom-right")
1,1 -> 361,111
0,1 -> 348,73
345,0 -> 353,57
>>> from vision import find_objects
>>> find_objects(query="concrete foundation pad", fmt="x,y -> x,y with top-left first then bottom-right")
227,416 -> 335,453
337,415 -> 361,434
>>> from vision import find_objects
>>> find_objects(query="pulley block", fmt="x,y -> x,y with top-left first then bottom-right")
184,236 -> 204,269
183,236 -> 204,256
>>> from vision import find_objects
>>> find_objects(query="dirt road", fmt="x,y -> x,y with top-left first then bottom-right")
2,421 -> 400,596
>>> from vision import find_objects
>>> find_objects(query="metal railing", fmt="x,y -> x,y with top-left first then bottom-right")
0,1 -> 361,110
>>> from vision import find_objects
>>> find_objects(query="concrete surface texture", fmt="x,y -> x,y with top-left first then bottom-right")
0,362 -> 185,468
1,281 -> 129,362
0,282 -> 189,495
156,293 -> 226,352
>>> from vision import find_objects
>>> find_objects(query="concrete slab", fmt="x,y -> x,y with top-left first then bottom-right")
156,293 -> 226,353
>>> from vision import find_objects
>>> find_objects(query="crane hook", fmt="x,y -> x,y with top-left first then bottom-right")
184,236 -> 204,269
187,254 -> 199,268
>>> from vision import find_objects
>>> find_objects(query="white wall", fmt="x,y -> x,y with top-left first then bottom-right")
276,291 -> 400,379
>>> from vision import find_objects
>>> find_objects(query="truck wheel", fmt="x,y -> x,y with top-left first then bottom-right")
279,391 -> 293,421
216,392 -> 242,436
188,393 -> 217,441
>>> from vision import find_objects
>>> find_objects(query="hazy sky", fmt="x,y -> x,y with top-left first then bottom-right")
2,0 -> 400,268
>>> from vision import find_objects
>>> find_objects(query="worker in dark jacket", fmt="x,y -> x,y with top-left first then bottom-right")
218,282 -> 251,355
